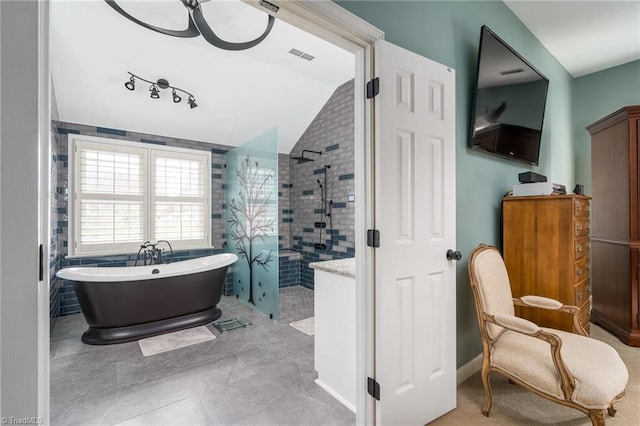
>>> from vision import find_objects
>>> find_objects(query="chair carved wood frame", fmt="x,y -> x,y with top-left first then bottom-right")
468,244 -> 628,426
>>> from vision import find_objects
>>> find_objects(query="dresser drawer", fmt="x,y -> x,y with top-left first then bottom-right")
574,258 -> 590,282
575,237 -> 590,260
578,301 -> 590,329
574,198 -> 590,217
574,218 -> 590,238
574,280 -> 590,306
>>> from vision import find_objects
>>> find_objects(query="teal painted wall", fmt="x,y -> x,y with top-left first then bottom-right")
573,60 -> 640,194
337,1 -> 576,367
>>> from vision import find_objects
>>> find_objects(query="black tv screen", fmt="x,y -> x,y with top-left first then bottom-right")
469,26 -> 549,165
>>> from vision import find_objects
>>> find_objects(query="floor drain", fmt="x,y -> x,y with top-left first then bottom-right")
213,316 -> 252,333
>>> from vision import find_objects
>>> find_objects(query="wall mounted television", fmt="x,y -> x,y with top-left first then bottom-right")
469,25 -> 549,166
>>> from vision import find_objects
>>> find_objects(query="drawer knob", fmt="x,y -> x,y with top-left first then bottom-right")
576,268 -> 583,276
577,291 -> 583,301
576,224 -> 582,232
577,245 -> 583,253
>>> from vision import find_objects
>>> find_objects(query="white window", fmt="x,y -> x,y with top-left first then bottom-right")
70,136 -> 211,256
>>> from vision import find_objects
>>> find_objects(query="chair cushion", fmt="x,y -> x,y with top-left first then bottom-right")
492,327 -> 628,409
471,249 -> 515,339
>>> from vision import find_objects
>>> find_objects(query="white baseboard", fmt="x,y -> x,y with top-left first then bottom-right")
456,353 -> 482,385
315,378 -> 357,413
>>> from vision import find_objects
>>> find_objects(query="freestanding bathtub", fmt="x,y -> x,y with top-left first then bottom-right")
56,253 -> 238,345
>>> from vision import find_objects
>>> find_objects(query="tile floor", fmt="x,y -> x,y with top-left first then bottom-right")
50,286 -> 354,426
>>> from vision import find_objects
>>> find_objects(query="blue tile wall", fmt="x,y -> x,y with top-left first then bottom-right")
56,127 -> 80,135
278,154 -> 291,250
50,117 -> 63,332
339,173 -> 354,181
53,120 -> 235,255
139,138 -> 166,145
50,121 -> 242,317
97,126 -> 127,136
278,251 -> 301,288
287,80 -> 356,288
50,79 -> 356,318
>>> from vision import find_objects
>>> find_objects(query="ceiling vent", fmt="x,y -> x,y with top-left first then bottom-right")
289,48 -> 315,61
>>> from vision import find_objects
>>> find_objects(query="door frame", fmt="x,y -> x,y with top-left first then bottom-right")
31,1 -> 384,424
262,2 -> 383,423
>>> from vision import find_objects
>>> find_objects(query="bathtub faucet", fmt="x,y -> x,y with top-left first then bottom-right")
135,240 -> 174,266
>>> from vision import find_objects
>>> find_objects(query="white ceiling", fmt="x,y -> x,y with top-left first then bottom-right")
504,0 -> 640,77
51,0 -> 639,153
50,0 -> 355,154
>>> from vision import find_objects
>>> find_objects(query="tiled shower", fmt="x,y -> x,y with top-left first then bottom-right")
49,78 -> 355,326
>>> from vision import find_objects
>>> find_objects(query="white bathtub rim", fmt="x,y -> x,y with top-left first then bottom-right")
56,253 -> 238,282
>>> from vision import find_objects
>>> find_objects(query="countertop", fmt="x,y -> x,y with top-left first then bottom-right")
309,257 -> 355,279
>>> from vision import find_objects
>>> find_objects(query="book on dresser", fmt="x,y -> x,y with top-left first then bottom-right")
502,194 -> 591,334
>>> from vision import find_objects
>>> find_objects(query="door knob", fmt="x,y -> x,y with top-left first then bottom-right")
446,249 -> 462,261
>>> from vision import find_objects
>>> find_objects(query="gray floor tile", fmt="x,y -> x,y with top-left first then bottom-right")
113,397 -> 212,426
50,287 -> 355,426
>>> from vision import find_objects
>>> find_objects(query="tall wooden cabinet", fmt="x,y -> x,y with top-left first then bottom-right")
502,195 -> 591,334
587,105 -> 640,347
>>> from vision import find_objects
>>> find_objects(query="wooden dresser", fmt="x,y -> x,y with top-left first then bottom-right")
587,105 -> 640,346
502,195 -> 591,334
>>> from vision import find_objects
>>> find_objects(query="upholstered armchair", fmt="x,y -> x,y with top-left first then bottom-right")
467,244 -> 628,425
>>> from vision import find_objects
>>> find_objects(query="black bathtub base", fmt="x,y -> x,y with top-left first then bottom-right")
81,306 -> 222,345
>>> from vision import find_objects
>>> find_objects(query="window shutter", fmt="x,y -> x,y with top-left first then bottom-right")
152,153 -> 208,245
72,137 -> 210,255
76,143 -> 146,252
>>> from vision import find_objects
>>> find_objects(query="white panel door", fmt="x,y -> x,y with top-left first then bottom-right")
374,40 -> 456,425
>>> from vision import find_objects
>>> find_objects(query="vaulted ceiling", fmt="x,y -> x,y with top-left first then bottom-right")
50,0 -> 355,154
505,0 -> 640,77
50,0 -> 640,155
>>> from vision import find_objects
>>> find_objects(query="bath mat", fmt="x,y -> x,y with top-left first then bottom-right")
138,326 -> 215,357
289,316 -> 314,336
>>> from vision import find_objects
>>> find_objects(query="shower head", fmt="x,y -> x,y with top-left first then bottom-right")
291,149 -> 322,164
291,156 -> 314,163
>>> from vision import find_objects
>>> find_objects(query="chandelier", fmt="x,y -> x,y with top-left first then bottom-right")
105,0 -> 277,51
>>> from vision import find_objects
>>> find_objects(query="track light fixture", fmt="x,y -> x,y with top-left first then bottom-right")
124,75 -> 135,90
105,0 -> 277,51
124,72 -> 197,109
172,89 -> 181,103
149,85 -> 160,99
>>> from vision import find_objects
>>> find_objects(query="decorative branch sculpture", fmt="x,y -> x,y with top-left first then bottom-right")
227,156 -> 275,305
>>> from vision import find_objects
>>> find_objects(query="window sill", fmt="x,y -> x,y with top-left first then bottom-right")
65,246 -> 216,260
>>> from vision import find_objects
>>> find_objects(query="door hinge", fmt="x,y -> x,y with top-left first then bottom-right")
366,77 -> 379,99
38,244 -> 44,281
367,377 -> 380,401
367,229 -> 380,248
